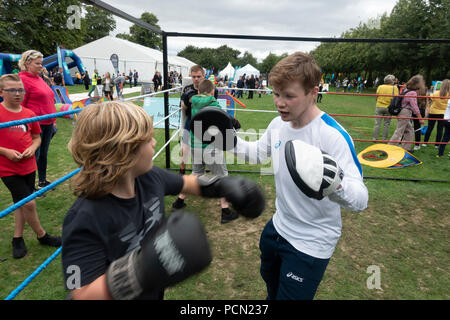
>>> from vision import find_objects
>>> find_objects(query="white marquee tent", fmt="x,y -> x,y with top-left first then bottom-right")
234,64 -> 260,80
218,62 -> 235,80
72,36 -> 197,83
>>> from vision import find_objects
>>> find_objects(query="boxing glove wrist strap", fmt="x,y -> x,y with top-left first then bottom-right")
197,175 -> 223,198
106,250 -> 143,300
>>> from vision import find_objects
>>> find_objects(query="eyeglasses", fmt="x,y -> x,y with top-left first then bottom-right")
2,89 -> 26,94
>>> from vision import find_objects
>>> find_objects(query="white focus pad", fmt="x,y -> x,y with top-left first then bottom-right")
285,139 -> 343,200
291,140 -> 324,192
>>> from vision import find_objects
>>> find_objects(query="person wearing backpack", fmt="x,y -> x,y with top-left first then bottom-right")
388,75 -> 425,152
373,74 -> 398,142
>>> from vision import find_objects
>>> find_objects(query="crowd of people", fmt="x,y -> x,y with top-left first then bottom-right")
335,77 -> 367,93
0,47 -> 447,301
372,74 -> 449,156
152,70 -> 183,92
85,69 -> 139,100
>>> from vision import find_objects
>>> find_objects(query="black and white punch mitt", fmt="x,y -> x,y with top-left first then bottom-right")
285,140 -> 344,200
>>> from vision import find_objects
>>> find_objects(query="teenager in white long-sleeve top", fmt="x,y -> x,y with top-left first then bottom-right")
233,52 -> 369,300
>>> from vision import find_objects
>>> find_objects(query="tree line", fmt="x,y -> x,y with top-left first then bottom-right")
311,0 -> 450,85
1,0 -> 447,85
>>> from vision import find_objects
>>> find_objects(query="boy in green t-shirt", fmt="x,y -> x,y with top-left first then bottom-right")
175,79 -> 238,224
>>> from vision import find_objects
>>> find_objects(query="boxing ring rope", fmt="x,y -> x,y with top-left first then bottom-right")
1,88 -> 182,300
220,87 -> 450,100
2,85 -> 448,300
3,0 -> 447,300
122,86 -> 182,102
4,247 -> 62,300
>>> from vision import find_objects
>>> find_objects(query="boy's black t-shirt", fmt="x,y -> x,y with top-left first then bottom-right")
61,166 -> 184,300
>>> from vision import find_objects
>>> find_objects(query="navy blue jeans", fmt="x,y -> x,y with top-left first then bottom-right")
259,219 -> 330,300
35,124 -> 54,183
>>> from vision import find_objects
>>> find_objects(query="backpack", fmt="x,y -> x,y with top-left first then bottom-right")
388,88 -> 410,116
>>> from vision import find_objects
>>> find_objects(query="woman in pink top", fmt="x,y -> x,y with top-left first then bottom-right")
388,75 -> 425,152
18,50 -> 56,189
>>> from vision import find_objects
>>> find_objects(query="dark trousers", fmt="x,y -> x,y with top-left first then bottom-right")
248,89 -> 254,99
438,121 -> 450,156
317,93 -> 323,103
35,124 -> 54,183
413,108 -> 426,145
259,219 -> 330,300
424,114 -> 445,146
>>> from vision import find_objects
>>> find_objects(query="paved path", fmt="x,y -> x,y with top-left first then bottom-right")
69,86 -> 142,102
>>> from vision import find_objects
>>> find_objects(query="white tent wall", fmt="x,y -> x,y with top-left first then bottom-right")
72,36 -> 197,83
76,56 -> 158,83
234,64 -> 260,80
218,62 -> 235,80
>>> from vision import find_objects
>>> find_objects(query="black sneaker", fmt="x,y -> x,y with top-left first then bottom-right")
37,180 -> 55,191
12,237 -> 27,259
38,233 -> 62,247
221,208 -> 238,224
34,187 -> 46,198
171,197 -> 186,210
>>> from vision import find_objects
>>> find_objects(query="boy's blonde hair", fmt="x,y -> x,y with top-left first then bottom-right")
269,52 -> 321,94
198,79 -> 215,94
18,50 -> 43,71
0,74 -> 22,89
69,101 -> 154,199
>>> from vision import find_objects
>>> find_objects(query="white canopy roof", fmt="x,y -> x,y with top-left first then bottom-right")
218,62 -> 235,79
72,36 -> 197,82
234,64 -> 260,80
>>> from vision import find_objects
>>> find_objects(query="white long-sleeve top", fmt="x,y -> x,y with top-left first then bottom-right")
234,112 -> 368,259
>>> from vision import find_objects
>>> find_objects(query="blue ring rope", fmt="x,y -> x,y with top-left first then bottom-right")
0,109 -> 81,129
4,247 -> 62,300
0,95 -> 173,299
0,168 -> 81,219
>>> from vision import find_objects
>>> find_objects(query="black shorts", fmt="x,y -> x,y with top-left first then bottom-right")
1,172 -> 36,203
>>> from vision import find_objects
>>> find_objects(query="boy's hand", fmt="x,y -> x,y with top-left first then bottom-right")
3,149 -> 23,162
21,146 -> 36,159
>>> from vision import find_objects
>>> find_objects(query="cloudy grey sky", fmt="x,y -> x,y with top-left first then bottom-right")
102,0 -> 397,61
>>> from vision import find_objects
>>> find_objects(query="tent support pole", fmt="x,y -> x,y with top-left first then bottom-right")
162,32 -> 170,169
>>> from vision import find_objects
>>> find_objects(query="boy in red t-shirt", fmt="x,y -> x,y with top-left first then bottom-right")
0,74 -> 61,259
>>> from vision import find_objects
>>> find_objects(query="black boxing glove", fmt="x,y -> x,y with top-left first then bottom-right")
106,211 -> 212,300
182,89 -> 196,116
232,117 -> 241,131
197,175 -> 265,218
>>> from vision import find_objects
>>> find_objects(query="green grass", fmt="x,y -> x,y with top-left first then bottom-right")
0,88 -> 449,300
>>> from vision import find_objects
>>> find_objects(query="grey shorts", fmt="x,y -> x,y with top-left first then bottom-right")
191,147 -> 228,177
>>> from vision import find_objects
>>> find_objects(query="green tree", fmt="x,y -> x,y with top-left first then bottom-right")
311,0 -> 450,85
177,45 -> 241,71
121,12 -> 162,49
259,52 -> 288,74
0,0 -> 84,56
81,4 -> 116,44
236,51 -> 258,68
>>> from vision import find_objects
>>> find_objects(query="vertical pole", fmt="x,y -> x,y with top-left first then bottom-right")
162,32 -> 170,169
